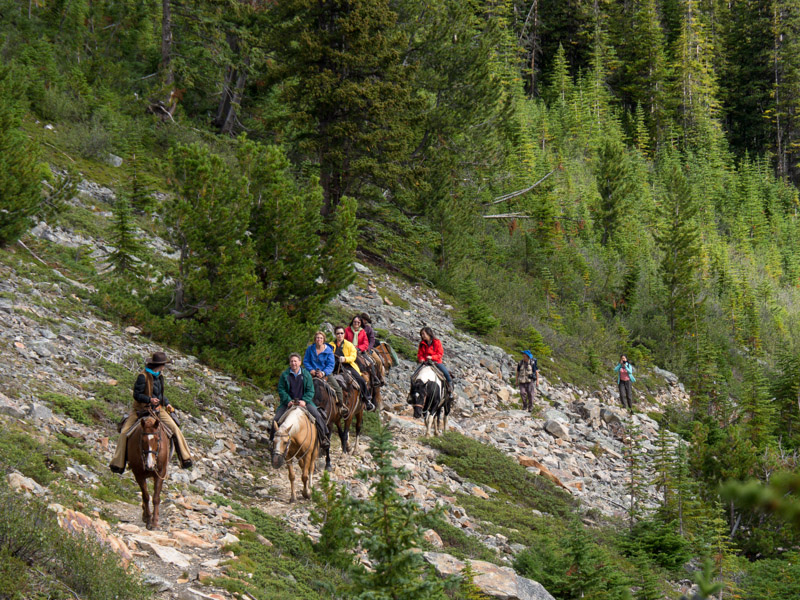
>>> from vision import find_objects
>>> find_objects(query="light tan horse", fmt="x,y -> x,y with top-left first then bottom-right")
126,408 -> 171,529
271,405 -> 319,503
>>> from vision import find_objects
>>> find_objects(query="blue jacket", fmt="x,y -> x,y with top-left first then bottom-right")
303,344 -> 335,376
614,362 -> 636,384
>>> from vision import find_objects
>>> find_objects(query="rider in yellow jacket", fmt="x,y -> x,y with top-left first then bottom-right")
330,326 -> 374,410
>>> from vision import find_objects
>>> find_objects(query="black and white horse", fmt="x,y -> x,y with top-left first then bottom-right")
409,364 -> 451,436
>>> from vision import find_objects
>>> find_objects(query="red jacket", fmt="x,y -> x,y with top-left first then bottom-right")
345,327 -> 369,352
417,338 -> 444,363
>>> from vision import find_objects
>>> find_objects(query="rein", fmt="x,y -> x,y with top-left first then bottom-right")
273,412 -> 316,464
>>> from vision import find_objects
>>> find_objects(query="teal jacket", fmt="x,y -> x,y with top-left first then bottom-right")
614,362 -> 636,384
277,367 -> 316,408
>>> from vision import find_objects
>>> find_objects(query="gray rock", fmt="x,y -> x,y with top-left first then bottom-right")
0,393 -> 26,419
105,153 -> 124,167
600,408 -> 622,425
544,420 -> 570,440
28,402 -> 53,423
353,261 -> 371,274
423,552 -> 555,600
543,409 -> 569,423
142,573 -> 173,592
652,366 -> 679,385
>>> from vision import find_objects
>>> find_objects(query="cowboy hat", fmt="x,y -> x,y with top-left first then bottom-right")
145,351 -> 171,366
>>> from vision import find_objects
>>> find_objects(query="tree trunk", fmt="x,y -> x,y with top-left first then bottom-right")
161,0 -> 174,86
214,34 -> 248,135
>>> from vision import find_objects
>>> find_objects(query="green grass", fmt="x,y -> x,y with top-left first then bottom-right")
375,328 -> 417,361
420,513 -> 498,563
40,391 -> 110,425
377,286 -> 410,309
0,429 -> 66,485
423,432 -> 576,518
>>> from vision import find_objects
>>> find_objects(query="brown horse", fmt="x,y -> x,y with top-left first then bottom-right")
367,341 -> 396,414
315,374 -> 364,466
126,409 -> 171,529
271,405 -> 319,503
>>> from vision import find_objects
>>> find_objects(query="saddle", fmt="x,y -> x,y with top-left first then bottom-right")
117,410 -> 176,439
411,362 -> 447,386
275,405 -> 312,426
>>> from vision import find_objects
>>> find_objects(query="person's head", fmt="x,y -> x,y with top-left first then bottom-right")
314,331 -> 327,346
350,315 -> 362,329
288,353 -> 302,371
620,354 -> 628,363
146,351 -> 170,372
420,327 -> 434,343
522,350 -> 533,362
334,326 -> 346,342
360,313 -> 372,325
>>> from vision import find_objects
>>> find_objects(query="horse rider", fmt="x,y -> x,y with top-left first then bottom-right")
273,353 -> 330,451
417,326 -> 453,397
110,351 -> 193,474
331,326 -> 375,411
346,314 -> 382,388
359,312 -> 385,386
303,331 -> 345,409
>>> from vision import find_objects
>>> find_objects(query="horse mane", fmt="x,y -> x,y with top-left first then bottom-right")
279,407 -> 307,436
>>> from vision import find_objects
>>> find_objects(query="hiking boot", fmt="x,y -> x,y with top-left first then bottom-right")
110,465 -> 125,475
320,435 -> 330,451
181,459 -> 193,470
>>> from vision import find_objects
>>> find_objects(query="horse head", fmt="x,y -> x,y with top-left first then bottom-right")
272,425 -> 289,469
410,379 -> 426,419
140,416 -> 161,472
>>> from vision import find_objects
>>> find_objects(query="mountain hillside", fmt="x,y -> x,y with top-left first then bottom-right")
0,178 -> 697,600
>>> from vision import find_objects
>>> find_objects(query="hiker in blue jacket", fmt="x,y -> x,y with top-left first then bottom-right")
614,354 -> 635,411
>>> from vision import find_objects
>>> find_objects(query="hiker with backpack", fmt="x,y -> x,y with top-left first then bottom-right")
517,350 -> 539,412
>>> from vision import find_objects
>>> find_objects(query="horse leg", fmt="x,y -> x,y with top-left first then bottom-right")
351,411 -> 362,456
287,462 -> 296,503
424,414 -> 432,437
136,476 -> 151,527
149,475 -> 164,530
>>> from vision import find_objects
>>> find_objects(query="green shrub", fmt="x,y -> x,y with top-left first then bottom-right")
40,391 -> 106,425
519,326 -> 552,359
424,432 -> 575,517
0,480 -> 150,600
619,519 -> 692,573
0,431 -> 66,485
741,552 -> 800,600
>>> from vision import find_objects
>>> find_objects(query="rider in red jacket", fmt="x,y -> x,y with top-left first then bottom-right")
417,327 -> 453,395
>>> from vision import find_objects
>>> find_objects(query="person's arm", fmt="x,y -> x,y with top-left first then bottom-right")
343,341 -> 358,365
417,343 -> 426,363
366,327 -> 376,350
302,370 -> 315,404
277,372 -> 291,407
322,348 -> 335,376
344,327 -> 354,343
430,339 -> 444,363
133,374 -> 150,403
303,346 -> 315,373
614,363 -> 622,373
357,330 -> 369,352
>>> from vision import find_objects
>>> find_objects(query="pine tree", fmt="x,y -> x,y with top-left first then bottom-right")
739,360 -> 776,451
109,196 -> 143,276
625,424 -> 649,528
655,157 -> 702,338
594,135 -> 637,246
310,470 -> 357,569
269,0 -> 420,215
0,70 -> 46,246
350,426 -> 449,599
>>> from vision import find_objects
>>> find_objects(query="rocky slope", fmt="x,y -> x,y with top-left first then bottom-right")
0,179 -> 691,600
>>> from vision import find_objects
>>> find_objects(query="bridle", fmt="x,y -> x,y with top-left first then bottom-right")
140,408 -> 167,480
272,409 -> 316,464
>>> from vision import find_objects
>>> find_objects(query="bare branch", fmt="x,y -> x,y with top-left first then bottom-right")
487,168 -> 558,205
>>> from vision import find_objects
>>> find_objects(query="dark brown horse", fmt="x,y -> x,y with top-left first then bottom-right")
325,368 -> 365,457
126,409 -> 171,529
365,341 -> 396,414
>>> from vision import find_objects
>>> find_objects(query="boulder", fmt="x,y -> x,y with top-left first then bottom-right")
8,472 -> 45,496
353,261 -> 372,274
652,366 -> 679,385
544,420 -> 570,440
423,552 -> 555,600
0,393 -> 26,419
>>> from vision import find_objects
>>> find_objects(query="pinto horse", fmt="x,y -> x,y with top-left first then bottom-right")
271,405 -> 319,503
126,409 -> 172,529
409,364 -> 452,437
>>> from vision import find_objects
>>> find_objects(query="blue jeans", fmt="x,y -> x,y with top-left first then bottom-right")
434,362 -> 452,387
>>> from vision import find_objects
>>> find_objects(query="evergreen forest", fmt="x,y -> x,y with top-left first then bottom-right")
3,0 -> 800,597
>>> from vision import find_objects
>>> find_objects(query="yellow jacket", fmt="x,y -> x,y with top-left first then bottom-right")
330,339 -> 360,375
